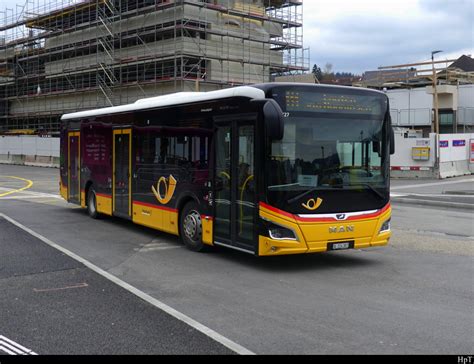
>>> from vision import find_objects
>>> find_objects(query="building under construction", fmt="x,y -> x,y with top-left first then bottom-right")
0,0 -> 308,133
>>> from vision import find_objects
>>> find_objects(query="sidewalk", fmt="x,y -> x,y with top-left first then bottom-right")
390,175 -> 474,210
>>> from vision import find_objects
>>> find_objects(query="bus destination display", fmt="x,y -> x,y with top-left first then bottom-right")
285,91 -> 383,115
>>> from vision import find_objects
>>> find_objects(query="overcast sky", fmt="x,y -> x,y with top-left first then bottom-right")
303,0 -> 474,74
1,0 -> 473,75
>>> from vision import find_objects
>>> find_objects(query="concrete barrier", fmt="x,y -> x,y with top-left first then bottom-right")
0,153 -> 59,168
0,136 -> 60,168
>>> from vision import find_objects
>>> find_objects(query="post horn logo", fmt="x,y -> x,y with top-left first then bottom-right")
302,197 -> 323,211
152,175 -> 177,205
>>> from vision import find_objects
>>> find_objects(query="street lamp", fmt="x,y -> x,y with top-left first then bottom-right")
431,50 -> 442,179
431,50 -> 442,135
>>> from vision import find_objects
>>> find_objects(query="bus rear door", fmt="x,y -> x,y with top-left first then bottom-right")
113,128 -> 132,219
68,131 -> 81,204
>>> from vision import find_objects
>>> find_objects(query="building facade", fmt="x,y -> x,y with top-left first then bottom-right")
387,84 -> 474,135
0,0 -> 308,133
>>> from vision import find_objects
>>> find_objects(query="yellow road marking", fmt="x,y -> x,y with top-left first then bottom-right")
0,176 -> 34,197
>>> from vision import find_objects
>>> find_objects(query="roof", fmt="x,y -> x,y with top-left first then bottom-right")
252,82 -> 387,96
362,69 -> 416,82
61,86 -> 265,120
448,55 -> 474,72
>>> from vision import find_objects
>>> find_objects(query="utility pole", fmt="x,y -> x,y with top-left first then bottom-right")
431,50 -> 443,179
431,50 -> 442,135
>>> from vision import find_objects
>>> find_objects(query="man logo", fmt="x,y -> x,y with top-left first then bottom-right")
336,214 -> 346,220
329,226 -> 354,233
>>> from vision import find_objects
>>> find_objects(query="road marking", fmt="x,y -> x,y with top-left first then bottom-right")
33,282 -> 89,293
0,213 -> 255,355
0,187 -> 61,199
0,176 -> 33,197
0,336 -> 38,355
391,178 -> 474,190
135,241 -> 183,252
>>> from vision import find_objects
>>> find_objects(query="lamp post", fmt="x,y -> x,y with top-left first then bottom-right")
431,50 -> 442,134
431,50 -> 442,179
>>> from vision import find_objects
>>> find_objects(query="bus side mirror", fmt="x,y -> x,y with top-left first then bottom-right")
390,128 -> 395,155
252,99 -> 284,141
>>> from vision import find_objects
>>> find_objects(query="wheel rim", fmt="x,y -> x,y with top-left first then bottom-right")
89,191 -> 96,214
183,210 -> 202,243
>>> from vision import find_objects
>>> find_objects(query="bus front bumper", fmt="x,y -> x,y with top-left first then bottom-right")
258,203 -> 391,256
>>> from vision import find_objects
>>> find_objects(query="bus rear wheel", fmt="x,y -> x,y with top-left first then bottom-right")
180,201 -> 207,252
87,187 -> 100,219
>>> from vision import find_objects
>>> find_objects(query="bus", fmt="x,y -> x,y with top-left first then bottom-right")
60,83 -> 394,256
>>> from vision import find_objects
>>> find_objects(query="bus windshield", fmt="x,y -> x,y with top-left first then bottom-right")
267,87 -> 389,213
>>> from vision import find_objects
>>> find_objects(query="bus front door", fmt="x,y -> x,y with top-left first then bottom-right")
68,131 -> 81,204
113,129 -> 132,219
214,121 -> 257,254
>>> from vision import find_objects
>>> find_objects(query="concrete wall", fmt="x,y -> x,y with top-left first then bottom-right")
390,131 -> 436,178
0,136 -> 59,167
391,132 -> 436,168
438,133 -> 474,178
390,131 -> 474,178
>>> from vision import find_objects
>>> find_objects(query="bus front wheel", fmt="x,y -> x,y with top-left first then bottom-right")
180,201 -> 206,252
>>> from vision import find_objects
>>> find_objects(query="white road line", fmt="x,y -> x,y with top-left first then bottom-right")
134,242 -> 183,252
390,193 -> 408,197
140,245 -> 182,252
0,187 -> 60,195
0,195 -> 63,200
0,213 -> 255,356
0,188 -> 61,199
0,336 -> 38,355
391,178 -> 474,190
397,193 -> 474,198
0,345 -> 17,355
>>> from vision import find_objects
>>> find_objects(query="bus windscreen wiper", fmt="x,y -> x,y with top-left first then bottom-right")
287,183 -> 384,205
287,185 -> 343,205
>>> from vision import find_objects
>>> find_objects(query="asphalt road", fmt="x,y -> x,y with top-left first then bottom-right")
0,164 -> 473,354
0,216 -> 234,355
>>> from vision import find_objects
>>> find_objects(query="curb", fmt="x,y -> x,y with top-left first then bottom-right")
391,197 -> 474,211
0,161 -> 59,169
443,191 -> 474,196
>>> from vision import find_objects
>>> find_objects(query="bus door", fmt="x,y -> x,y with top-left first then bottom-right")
113,129 -> 132,219
214,120 -> 257,254
68,131 -> 81,204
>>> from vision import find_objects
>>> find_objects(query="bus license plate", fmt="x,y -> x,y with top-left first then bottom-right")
328,241 -> 354,251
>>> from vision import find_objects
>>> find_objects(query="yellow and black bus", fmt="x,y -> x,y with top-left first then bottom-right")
60,83 -> 394,256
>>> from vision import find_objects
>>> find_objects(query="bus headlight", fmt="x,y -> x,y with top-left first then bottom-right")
268,223 -> 297,241
379,218 -> 391,234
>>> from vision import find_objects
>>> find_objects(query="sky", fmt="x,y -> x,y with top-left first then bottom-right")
303,0 -> 474,74
1,0 -> 473,75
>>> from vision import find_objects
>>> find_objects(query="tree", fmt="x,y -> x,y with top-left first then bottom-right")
312,64 -> 323,82
323,62 -> 333,76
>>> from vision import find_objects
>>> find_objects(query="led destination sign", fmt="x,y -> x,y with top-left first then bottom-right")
285,91 -> 384,115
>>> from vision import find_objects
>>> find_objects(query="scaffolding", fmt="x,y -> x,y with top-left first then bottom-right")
0,0 -> 308,133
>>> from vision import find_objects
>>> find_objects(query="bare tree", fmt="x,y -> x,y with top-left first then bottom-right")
323,62 -> 333,75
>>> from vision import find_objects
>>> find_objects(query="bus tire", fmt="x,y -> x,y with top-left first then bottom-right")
180,201 -> 207,252
87,186 -> 100,219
